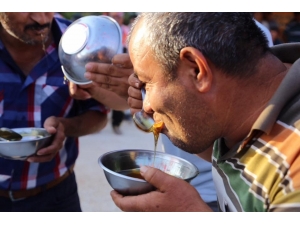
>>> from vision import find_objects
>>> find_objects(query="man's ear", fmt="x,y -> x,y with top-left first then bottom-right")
180,47 -> 212,93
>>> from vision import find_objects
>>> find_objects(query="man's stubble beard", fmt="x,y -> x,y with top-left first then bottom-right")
0,19 -> 50,46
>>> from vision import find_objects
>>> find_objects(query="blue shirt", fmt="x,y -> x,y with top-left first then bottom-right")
0,16 -> 108,191
161,135 -> 217,204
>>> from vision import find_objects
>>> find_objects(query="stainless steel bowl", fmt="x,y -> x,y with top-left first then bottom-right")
58,15 -> 122,85
98,149 -> 199,196
0,128 -> 53,160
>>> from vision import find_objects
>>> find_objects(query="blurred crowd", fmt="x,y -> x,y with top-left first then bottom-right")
253,12 -> 300,44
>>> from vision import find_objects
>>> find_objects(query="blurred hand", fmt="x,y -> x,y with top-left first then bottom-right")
110,166 -> 212,212
27,116 -> 65,163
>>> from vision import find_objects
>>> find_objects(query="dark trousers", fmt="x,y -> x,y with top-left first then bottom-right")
0,172 -> 81,212
112,110 -> 124,127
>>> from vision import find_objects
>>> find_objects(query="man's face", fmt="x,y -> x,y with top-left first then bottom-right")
0,12 -> 54,45
129,21 -> 218,154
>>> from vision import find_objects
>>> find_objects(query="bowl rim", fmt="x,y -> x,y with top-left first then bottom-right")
0,127 -> 52,144
99,150 -> 147,182
58,15 -> 123,85
98,149 -> 200,182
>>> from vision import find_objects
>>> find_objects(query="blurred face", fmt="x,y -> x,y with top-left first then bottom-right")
108,12 -> 124,25
0,12 -> 54,45
270,30 -> 278,41
129,20 -> 217,153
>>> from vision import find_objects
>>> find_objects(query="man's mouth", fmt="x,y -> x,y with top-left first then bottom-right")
25,23 -> 51,34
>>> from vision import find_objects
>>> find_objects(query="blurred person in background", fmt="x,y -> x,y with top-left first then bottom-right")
108,12 -> 131,135
128,13 -> 138,30
283,12 -> 300,43
0,12 -> 108,212
252,13 -> 273,47
270,24 -> 283,45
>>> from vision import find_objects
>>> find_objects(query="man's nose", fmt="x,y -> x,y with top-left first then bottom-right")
30,12 -> 54,25
142,92 -> 154,115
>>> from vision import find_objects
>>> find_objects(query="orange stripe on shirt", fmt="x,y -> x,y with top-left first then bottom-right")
259,121 -> 300,188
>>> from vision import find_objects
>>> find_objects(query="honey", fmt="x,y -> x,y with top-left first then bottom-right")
119,121 -> 164,180
149,121 -> 164,165
118,169 -> 145,180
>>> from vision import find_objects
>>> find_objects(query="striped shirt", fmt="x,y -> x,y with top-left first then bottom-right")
212,43 -> 300,212
0,17 -> 108,191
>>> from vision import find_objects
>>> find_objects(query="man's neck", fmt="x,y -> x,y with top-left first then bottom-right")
218,54 -> 288,149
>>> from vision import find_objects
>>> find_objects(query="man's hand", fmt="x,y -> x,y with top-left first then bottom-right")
69,81 -> 92,100
27,116 -> 65,163
68,54 -> 133,110
127,73 -> 144,115
84,53 -> 133,98
110,166 -> 212,212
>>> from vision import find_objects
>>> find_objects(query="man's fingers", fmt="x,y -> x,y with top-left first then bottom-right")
85,72 -> 128,87
68,82 -> 77,95
110,190 -> 141,212
128,73 -> 143,88
128,86 -> 142,99
112,53 -> 133,68
140,166 -> 179,192
85,62 -> 132,78
27,153 -> 57,163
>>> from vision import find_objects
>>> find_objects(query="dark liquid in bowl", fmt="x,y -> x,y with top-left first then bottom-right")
118,169 -> 145,180
117,122 -> 164,181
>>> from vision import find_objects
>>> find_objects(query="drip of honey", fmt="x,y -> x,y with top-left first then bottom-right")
149,121 -> 164,165
119,121 -> 164,180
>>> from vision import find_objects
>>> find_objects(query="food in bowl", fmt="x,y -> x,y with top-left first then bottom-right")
0,128 -> 53,160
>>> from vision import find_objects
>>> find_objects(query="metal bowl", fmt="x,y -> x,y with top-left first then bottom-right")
58,15 -> 122,85
0,128 -> 53,160
98,149 -> 199,196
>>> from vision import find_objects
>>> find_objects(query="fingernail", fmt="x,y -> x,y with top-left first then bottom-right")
85,64 -> 92,70
135,82 -> 140,88
140,165 -> 149,174
115,63 -> 123,68
84,73 -> 91,79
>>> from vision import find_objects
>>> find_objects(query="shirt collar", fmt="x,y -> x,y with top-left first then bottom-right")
217,43 -> 300,160
235,44 -> 300,154
251,45 -> 300,135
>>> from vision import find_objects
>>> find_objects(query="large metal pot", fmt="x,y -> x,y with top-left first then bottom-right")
58,15 -> 122,85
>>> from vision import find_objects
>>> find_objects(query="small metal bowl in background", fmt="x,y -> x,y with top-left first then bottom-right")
0,128 -> 53,160
58,15 -> 122,85
99,149 -> 199,196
